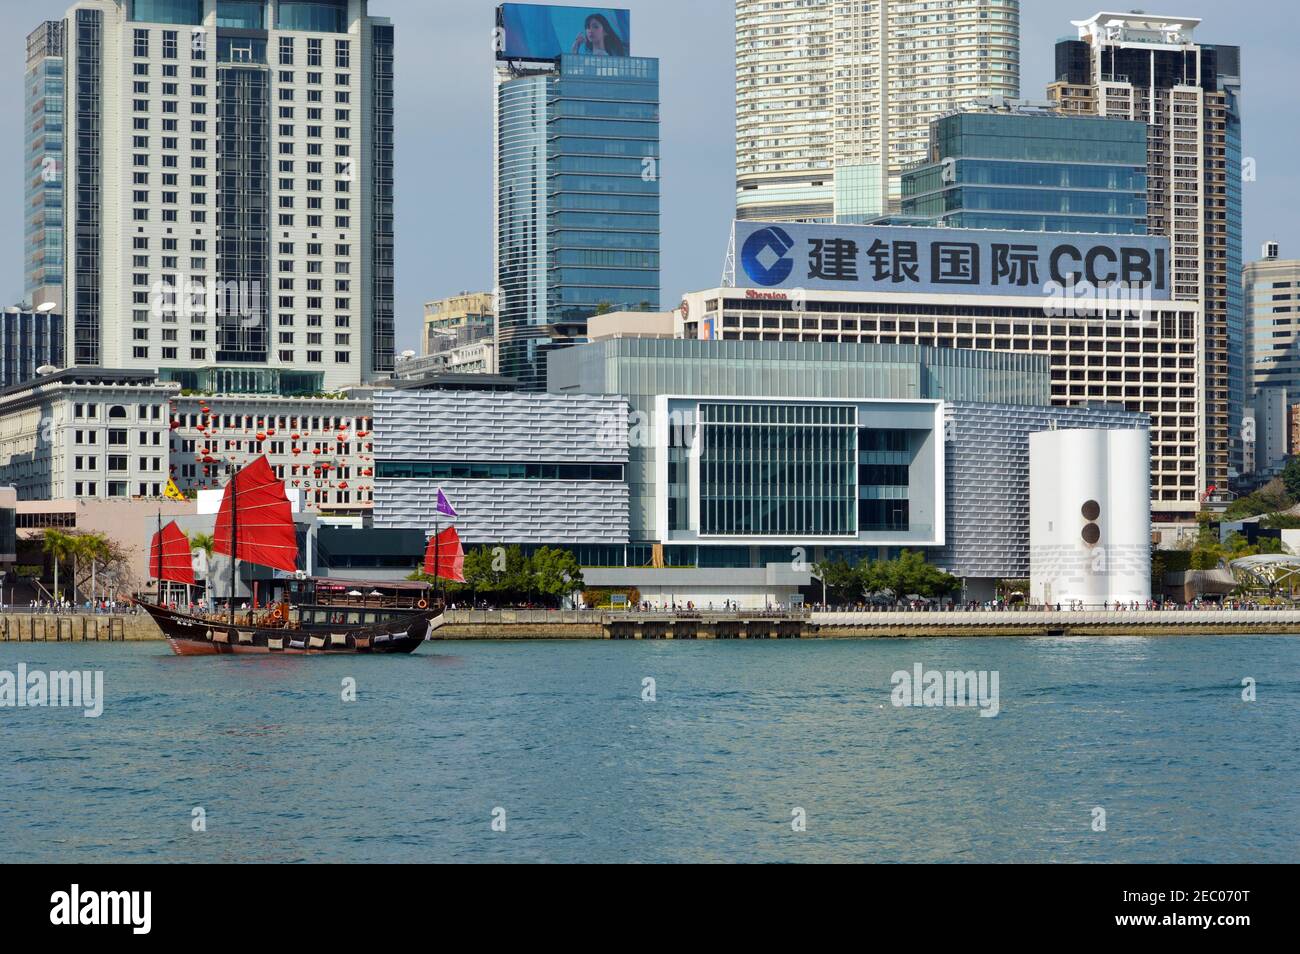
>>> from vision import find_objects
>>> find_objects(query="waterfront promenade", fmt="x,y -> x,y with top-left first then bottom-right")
435,607 -> 1300,639
5,607 -> 1300,642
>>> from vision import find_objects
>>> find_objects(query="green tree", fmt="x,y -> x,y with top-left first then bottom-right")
501,545 -> 533,601
1283,458 -> 1300,501
188,532 -> 216,606
1189,541 -> 1223,570
531,547 -> 585,607
1255,535 -> 1286,555
1261,513 -> 1300,529
460,546 -> 499,601
812,558 -> 862,604
1150,548 -> 1167,595
860,550 -> 959,601
41,529 -> 75,603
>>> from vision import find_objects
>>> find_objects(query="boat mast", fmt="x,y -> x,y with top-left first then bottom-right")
156,511 -> 163,604
434,520 -> 441,607
228,462 -> 238,626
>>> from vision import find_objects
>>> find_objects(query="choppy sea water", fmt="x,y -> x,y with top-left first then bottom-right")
1,637 -> 1296,863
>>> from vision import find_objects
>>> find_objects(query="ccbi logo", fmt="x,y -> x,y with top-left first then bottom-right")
741,227 -> 795,287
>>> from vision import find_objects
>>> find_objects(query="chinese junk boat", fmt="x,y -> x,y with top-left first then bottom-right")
138,456 -> 460,656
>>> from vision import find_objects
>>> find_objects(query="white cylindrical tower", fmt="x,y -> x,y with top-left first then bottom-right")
1029,428 -> 1151,607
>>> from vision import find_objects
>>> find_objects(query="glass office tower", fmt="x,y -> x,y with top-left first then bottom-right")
1217,49 -> 1245,477
898,107 -> 1148,235
25,21 -> 65,311
496,39 -> 660,391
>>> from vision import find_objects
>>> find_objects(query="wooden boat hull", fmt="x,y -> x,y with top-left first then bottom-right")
139,602 -> 437,656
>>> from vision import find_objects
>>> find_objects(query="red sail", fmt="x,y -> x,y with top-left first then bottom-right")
213,455 -> 300,573
423,526 -> 466,582
149,520 -> 196,586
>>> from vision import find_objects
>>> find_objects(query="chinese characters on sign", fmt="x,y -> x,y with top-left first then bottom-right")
736,223 -> 1170,299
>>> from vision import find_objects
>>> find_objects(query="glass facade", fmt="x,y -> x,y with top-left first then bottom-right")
215,66 -> 270,363
24,22 -> 64,308
277,0 -> 350,33
899,112 -> 1149,235
159,366 -> 323,396
858,428 -> 912,531
377,461 -> 624,481
370,24 -> 396,373
834,163 -> 885,225
699,403 -> 858,537
497,53 -> 660,391
549,337 -> 1048,551
130,0 -> 205,25
72,9 -> 102,366
0,310 -> 65,391
217,1 -> 266,30
1219,61 -> 1245,476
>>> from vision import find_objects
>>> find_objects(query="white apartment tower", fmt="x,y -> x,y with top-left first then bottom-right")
1247,242 -> 1300,398
59,0 -> 394,395
735,0 -> 1020,223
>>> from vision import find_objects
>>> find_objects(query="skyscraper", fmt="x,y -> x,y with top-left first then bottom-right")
56,0 -> 394,394
896,102 -> 1149,235
1246,242 -> 1300,399
25,21 -> 66,312
494,4 -> 660,391
735,0 -> 1020,223
1049,11 -> 1242,495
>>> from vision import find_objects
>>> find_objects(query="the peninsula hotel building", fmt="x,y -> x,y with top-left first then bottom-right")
681,221 -> 1202,519
52,0 -> 395,393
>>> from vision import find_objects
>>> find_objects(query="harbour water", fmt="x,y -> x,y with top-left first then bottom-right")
1,637 -> 1296,863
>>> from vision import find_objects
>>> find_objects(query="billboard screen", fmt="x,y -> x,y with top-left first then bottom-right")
731,221 -> 1171,300
496,4 -> 631,61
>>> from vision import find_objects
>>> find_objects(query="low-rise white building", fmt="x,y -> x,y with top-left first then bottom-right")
170,392 -> 375,516
0,368 -> 176,501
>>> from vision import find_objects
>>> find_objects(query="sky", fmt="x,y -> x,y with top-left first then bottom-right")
0,0 -> 1294,354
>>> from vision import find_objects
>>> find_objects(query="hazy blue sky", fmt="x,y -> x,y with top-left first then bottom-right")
1,0 -> 1292,352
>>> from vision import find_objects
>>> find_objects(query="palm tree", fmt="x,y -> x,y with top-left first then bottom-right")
189,532 -> 216,608
41,529 -> 74,605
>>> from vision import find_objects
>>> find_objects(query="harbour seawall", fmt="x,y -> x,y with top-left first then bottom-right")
5,609 -> 1300,644
435,610 -> 603,639
0,614 -> 156,642
435,609 -> 1300,639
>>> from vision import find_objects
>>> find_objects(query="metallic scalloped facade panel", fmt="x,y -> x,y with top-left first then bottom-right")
372,390 -> 630,544
937,402 -> 1149,580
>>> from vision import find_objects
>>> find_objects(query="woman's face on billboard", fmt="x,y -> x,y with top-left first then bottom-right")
585,18 -> 606,48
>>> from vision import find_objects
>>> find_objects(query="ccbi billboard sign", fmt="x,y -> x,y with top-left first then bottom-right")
733,221 -> 1171,300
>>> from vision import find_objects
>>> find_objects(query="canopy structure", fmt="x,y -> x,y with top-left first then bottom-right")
149,520 -> 196,586
423,526 -> 466,583
1229,554 -> 1300,594
213,455 -> 299,573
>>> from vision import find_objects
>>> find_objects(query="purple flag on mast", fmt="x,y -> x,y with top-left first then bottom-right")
436,488 -> 458,518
